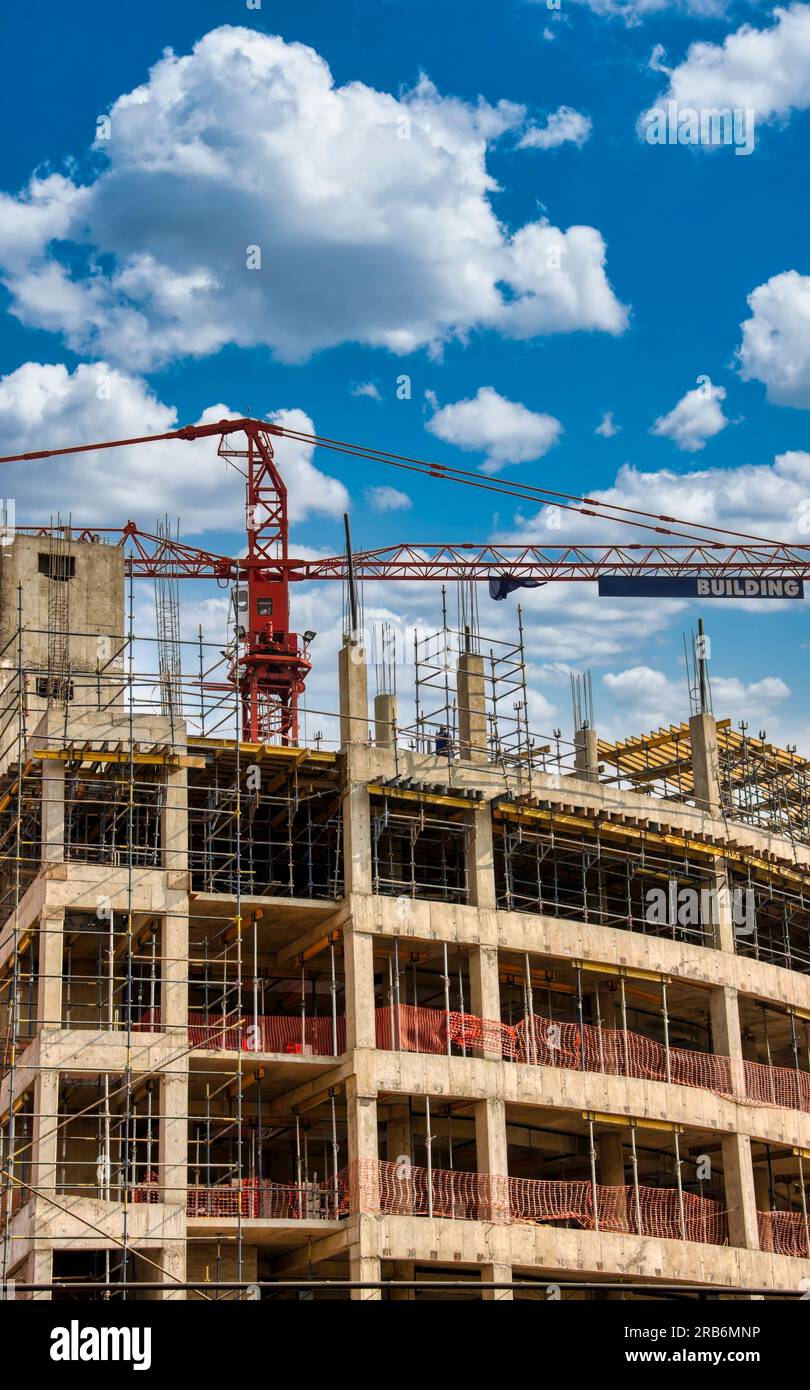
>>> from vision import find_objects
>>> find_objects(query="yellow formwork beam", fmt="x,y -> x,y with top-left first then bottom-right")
583,1111 -> 683,1134
367,782 -> 474,812
33,749 -> 205,769
188,736 -> 337,767
495,801 -> 809,890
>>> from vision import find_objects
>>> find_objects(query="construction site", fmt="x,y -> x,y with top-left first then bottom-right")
1,418 -> 810,1301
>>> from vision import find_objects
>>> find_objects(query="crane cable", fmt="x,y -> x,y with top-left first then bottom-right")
277,424 -> 796,550
0,420 -> 800,552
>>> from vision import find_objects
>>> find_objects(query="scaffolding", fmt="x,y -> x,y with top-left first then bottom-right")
411,589 -> 545,774
598,719 -> 810,850
188,750 -> 342,899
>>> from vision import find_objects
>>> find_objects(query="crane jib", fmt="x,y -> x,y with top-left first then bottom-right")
598,577 -> 806,600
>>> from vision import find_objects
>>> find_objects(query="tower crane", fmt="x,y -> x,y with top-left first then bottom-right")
2,416 -> 808,745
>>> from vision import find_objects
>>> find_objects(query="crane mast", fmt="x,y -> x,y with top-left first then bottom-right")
216,422 -> 310,744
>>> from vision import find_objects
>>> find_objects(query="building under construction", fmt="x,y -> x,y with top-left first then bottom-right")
1,528 -> 810,1301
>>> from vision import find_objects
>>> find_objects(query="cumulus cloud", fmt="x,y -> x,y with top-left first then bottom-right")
650,382 -> 729,452
0,361 -> 348,532
648,5 -> 810,137
426,386 -> 563,473
737,270 -> 810,406
566,0 -> 729,23
0,27 -> 627,371
351,382 -> 382,402
499,448 -> 810,544
364,485 -> 412,512
518,107 -> 592,150
603,664 -> 790,732
595,410 -> 621,437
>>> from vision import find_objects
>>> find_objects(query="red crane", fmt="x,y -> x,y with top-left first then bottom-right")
3,417 -> 809,745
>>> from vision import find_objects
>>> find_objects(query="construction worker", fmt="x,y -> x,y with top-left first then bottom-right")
435,724 -> 451,759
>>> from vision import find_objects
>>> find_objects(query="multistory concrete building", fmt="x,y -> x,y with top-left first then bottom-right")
1,535 -> 809,1299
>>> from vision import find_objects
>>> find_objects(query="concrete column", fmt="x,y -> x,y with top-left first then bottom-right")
161,765 -> 188,880
468,945 -> 501,1057
347,1076 -> 379,1168
340,640 -> 372,897
386,1103 -> 411,1164
598,1131 -> 626,1187
41,759 -> 65,863
457,652 -> 488,764
31,1070 -> 59,1195
339,641 -> 369,748
159,1072 -> 187,1208
709,987 -> 759,1249
161,893 -> 188,1033
574,726 -> 599,782
601,986 -> 619,1030
721,1131 -> 760,1250
346,1077 -> 381,1300
475,1098 -> 508,1175
690,713 -> 721,814
343,927 -> 376,1049
342,781 -> 372,896
474,1096 -> 509,1215
348,1237 -> 382,1301
149,1242 -> 187,1301
712,865 -> 739,954
475,1098 -> 512,1296
752,1159 -> 770,1214
386,1104 -> 415,1299
480,1262 -> 513,1301
22,1246 -> 53,1301
709,984 -> 745,1093
597,1129 -> 632,1236
374,692 -> 397,749
466,805 -> 496,909
36,908 -> 64,1032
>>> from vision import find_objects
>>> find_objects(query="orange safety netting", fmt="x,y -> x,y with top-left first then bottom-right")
187,1011 -> 346,1056
375,1004 -> 810,1116
133,1164 -> 805,1260
182,1177 -> 349,1219
134,1001 -> 810,1114
348,1160 -> 729,1245
757,1209 -> 810,1258
134,1008 -> 345,1055
742,1059 -> 810,1113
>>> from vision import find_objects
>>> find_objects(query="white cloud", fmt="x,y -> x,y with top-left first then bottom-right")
650,382 -> 729,452
649,44 -> 671,76
351,382 -> 382,401
0,27 -> 627,371
712,674 -> 791,717
595,410 -> 620,438
649,5 -> 810,135
602,665 -> 682,729
737,270 -> 810,406
0,361 -> 348,533
565,0 -> 730,23
499,448 -> 810,545
601,664 -> 790,736
426,386 -> 563,473
518,107 -> 592,150
364,485 -> 412,512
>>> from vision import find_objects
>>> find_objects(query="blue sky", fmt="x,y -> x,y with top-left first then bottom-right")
0,0 -> 809,749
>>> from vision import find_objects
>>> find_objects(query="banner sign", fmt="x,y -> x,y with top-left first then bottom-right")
598,576 -> 805,600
